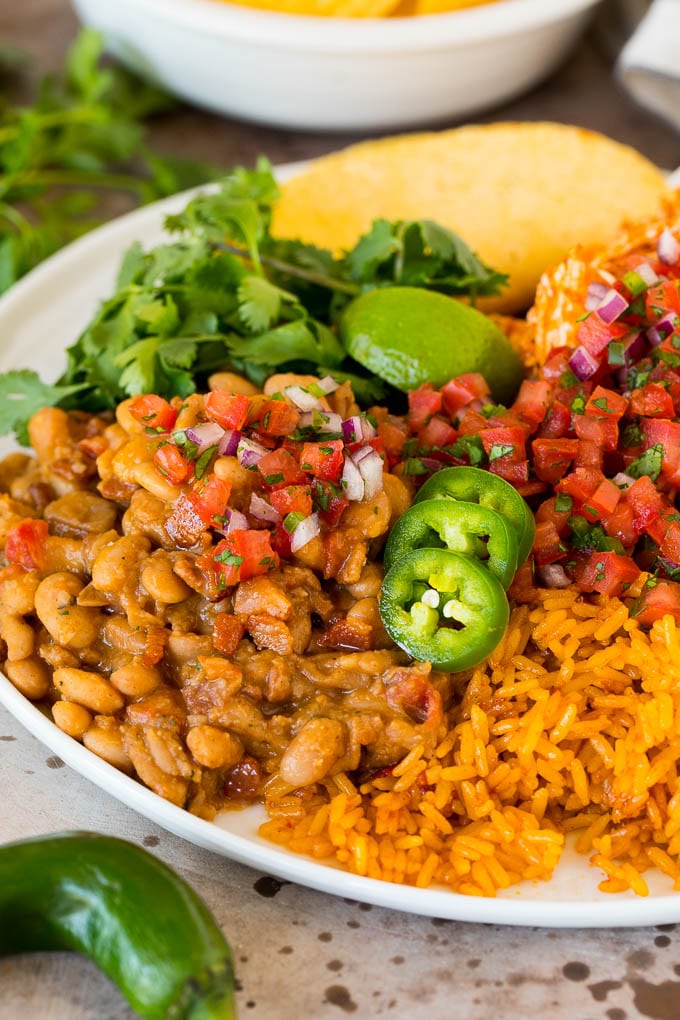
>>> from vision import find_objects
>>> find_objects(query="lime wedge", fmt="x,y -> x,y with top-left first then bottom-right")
339,286 -> 524,404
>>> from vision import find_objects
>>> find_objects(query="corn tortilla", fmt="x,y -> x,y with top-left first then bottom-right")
272,123 -> 668,314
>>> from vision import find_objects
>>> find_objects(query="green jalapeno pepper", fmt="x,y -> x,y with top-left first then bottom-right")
0,831 -> 236,1020
414,466 -> 535,565
379,547 -> 509,672
383,498 -> 518,589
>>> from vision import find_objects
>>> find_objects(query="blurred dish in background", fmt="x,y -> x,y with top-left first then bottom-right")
71,0 -> 603,131
211,0 -> 500,15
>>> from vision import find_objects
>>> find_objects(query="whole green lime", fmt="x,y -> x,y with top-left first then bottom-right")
339,286 -> 524,404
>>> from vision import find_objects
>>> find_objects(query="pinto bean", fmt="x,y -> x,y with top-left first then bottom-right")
4,657 -> 50,699
0,566 -> 40,615
233,577 -> 292,619
0,614 -> 35,661
52,700 -> 93,738
27,407 -> 72,462
187,725 -> 243,770
109,662 -> 162,698
34,573 -> 103,649
208,371 -> 259,396
141,552 -> 191,604
278,717 -> 346,787
53,667 -> 124,715
83,722 -> 133,772
91,534 -> 150,595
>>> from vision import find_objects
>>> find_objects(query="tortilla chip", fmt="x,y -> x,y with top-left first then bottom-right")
272,123 -> 668,314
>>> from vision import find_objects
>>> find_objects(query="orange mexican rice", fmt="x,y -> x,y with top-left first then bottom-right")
4,195 -> 680,899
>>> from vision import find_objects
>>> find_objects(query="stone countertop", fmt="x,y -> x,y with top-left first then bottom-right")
2,3 -> 680,1018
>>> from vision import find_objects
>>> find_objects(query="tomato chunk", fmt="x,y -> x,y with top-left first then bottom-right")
204,391 -> 250,431
270,485 -> 313,516
188,474 -> 232,527
532,438 -> 579,484
257,449 -> 307,489
5,519 -> 49,571
128,395 -> 178,433
634,580 -> 680,627
408,385 -> 442,429
153,443 -> 193,485
441,374 -> 490,417
576,551 -> 640,596
200,530 -> 279,588
299,440 -> 345,482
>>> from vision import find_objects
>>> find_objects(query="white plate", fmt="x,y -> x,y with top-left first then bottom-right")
1,170 -> 679,927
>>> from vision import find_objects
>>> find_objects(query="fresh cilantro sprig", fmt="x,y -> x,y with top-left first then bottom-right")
0,156 -> 507,440
0,29 -> 217,293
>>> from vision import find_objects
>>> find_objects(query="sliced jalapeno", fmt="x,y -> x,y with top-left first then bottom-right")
379,547 -> 509,672
384,498 -> 518,589
414,466 -> 535,565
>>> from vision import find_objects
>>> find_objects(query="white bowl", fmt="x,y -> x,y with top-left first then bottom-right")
71,0 -> 602,132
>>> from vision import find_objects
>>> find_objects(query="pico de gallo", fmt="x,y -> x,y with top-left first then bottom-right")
388,225 -> 680,629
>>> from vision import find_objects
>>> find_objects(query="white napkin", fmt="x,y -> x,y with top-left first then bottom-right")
616,0 -> 680,131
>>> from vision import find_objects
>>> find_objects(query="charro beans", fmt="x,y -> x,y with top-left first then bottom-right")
0,377 -> 440,825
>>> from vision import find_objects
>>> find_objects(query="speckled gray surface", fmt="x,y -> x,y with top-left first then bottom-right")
3,704 -> 680,1020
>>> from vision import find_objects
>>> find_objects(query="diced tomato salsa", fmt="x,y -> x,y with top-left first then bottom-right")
388,249 -> 680,620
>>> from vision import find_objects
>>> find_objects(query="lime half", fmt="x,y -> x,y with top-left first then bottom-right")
340,286 -> 524,404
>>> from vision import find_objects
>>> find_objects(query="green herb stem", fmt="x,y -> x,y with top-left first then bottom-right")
217,241 -> 361,296
0,168 -> 152,200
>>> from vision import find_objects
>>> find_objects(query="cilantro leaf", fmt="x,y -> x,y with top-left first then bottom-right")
237,276 -> 295,332
0,370 -> 88,444
627,444 -> 664,482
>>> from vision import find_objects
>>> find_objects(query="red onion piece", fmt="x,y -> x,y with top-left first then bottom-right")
354,448 -> 384,499
538,564 -> 571,589
227,508 -> 249,532
342,415 -> 364,444
350,445 -> 375,464
585,281 -> 609,312
647,314 -> 678,348
237,436 -> 269,468
284,385 -> 323,412
290,512 -> 320,553
658,228 -> 680,267
359,415 -> 377,441
595,287 -> 628,322
635,261 -> 658,287
218,429 -> 242,456
298,410 -> 343,436
183,421 -> 225,453
623,330 -> 648,365
612,472 -> 635,490
341,455 -> 365,501
568,345 -> 599,381
213,508 -> 248,536
249,493 -> 280,524
595,288 -> 628,325
316,375 -> 339,395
